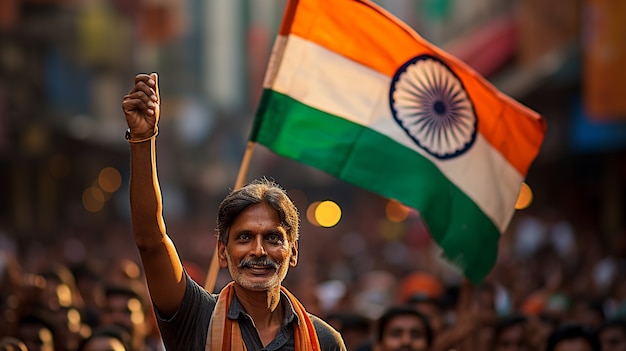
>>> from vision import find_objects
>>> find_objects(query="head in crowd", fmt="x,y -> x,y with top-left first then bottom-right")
100,284 -> 148,351
569,294 -> 606,330
39,262 -> 83,312
405,295 -> 444,337
326,312 -> 372,351
17,312 -> 57,351
399,272 -> 445,334
597,319 -> 626,351
0,337 -> 28,351
374,305 -> 433,351
491,314 -> 529,351
545,323 -> 601,351
72,261 -> 106,329
77,325 -> 132,351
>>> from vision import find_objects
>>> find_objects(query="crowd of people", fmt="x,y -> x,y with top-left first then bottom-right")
0,222 -> 625,351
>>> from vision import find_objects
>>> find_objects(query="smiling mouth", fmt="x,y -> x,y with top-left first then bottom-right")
246,266 -> 275,275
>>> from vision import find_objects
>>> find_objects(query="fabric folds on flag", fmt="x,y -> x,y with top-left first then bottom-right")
251,0 -> 546,284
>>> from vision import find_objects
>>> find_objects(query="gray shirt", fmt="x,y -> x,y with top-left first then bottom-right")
155,273 -> 346,350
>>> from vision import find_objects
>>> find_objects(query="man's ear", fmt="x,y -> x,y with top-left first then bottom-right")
289,241 -> 298,267
218,240 -> 228,268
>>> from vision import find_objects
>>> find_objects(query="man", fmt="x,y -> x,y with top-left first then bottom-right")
491,315 -> 529,351
373,306 -> 432,351
17,313 -> 57,351
545,324 -> 601,351
77,326 -> 132,351
121,73 -> 346,350
99,284 -> 150,351
597,319 -> 626,351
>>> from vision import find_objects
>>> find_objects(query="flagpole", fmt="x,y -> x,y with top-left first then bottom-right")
203,141 -> 258,291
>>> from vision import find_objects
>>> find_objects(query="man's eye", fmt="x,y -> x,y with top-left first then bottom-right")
237,234 -> 251,241
267,234 -> 282,243
410,330 -> 423,339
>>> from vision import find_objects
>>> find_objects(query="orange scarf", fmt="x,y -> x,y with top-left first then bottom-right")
206,282 -> 321,351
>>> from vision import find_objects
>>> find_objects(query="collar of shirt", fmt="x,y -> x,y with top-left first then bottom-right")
227,290 -> 300,326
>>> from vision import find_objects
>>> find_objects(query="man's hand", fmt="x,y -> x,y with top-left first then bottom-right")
122,73 -> 160,140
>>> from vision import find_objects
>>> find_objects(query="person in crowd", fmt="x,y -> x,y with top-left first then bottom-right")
77,325 -> 133,351
16,312 -> 57,351
99,284 -> 150,351
597,319 -> 626,351
373,305 -> 432,351
569,294 -> 606,330
326,311 -> 372,351
0,337 -> 28,351
526,313 -> 559,351
38,263 -> 84,315
121,72 -> 345,349
398,272 -> 446,336
490,314 -> 529,351
545,323 -> 601,351
71,261 -> 105,329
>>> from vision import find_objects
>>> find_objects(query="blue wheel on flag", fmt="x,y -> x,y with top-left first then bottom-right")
389,54 -> 477,159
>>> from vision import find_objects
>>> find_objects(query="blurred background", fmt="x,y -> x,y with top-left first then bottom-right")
1,0 -> 626,342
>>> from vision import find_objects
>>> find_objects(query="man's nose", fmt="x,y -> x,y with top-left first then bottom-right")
251,236 -> 267,256
400,331 -> 413,346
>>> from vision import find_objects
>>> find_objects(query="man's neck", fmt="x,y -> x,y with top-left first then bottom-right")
233,284 -> 284,328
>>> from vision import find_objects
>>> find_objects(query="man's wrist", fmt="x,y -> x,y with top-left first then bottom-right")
125,127 -> 158,143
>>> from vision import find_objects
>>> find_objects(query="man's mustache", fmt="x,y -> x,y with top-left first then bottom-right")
239,258 -> 279,270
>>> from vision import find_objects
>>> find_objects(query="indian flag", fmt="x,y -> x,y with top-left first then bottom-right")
250,0 -> 546,284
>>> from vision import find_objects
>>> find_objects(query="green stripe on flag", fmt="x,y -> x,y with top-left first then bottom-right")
252,89 -> 499,283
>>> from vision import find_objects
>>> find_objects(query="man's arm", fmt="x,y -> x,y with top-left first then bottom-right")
122,73 -> 186,316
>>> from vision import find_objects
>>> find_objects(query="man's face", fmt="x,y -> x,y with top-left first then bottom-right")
375,315 -> 429,351
101,294 -> 145,348
219,202 -> 298,291
553,338 -> 595,351
599,327 -> 626,351
494,324 -> 528,351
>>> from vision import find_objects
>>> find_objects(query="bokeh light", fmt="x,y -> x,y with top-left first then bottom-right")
385,199 -> 410,222
515,182 -> 533,210
306,201 -> 321,227
315,200 -> 342,228
98,166 -> 122,193
82,186 -> 105,213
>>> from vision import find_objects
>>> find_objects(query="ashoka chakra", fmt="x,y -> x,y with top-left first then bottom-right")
389,54 -> 477,159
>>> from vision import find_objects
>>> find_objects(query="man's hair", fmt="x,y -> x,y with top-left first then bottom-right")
545,323 -> 601,351
104,284 -> 144,305
216,178 -> 299,244
376,305 -> 433,346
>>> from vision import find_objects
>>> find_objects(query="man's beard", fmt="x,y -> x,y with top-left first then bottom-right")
226,254 -> 288,291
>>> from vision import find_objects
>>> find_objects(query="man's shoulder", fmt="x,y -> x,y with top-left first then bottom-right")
308,314 -> 347,351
